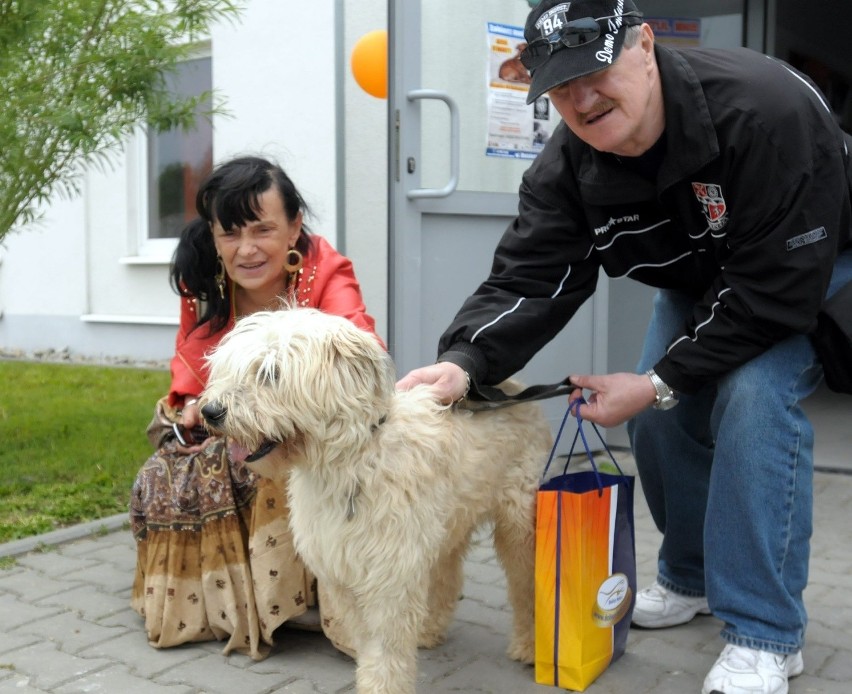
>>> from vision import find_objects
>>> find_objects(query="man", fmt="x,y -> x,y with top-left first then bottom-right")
397,1 -> 852,693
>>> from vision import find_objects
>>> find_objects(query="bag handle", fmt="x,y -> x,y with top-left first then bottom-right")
461,377 -> 577,411
541,399 -> 628,493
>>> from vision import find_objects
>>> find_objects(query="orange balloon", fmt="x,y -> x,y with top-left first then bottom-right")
351,29 -> 387,99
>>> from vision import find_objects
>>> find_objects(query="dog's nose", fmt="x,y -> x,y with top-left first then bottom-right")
201,401 -> 227,426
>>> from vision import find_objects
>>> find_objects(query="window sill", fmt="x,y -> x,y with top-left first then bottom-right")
81,314 -> 179,326
119,255 -> 172,266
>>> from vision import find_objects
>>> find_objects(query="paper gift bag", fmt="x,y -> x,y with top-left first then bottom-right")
534,404 -> 637,691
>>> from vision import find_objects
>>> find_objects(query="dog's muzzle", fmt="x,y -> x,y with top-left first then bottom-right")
201,401 -> 228,426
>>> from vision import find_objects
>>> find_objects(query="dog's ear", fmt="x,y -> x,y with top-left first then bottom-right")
328,325 -> 394,399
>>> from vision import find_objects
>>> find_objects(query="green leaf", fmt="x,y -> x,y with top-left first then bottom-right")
0,0 -> 242,240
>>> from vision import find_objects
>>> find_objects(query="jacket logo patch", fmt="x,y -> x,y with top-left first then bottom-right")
692,182 -> 728,231
786,227 -> 827,251
594,214 -> 639,236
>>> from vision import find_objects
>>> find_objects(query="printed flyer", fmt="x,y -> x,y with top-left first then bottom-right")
486,21 -> 555,159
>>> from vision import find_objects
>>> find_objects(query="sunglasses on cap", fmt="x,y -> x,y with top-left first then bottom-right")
520,12 -> 644,71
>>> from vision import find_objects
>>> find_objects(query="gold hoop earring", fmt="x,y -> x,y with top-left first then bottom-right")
215,256 -> 226,300
283,248 -> 303,274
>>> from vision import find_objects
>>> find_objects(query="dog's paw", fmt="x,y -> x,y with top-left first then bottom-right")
417,630 -> 448,650
507,639 -> 535,664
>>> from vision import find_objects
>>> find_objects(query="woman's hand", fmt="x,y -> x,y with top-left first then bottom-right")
396,362 -> 469,405
176,399 -> 214,453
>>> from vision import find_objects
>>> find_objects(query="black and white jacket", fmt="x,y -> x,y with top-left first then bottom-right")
438,45 -> 852,394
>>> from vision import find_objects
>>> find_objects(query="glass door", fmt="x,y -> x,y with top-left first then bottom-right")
388,0 -> 607,447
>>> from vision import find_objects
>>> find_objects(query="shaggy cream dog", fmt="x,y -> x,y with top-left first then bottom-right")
199,308 -> 552,694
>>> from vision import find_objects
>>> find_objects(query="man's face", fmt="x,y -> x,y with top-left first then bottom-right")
546,24 -> 663,156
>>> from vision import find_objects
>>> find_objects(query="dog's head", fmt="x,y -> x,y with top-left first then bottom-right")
200,307 -> 394,470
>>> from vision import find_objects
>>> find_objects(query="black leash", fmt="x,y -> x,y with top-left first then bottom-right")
459,377 -> 578,411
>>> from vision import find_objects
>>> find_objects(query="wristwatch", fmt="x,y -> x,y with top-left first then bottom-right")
646,369 -> 678,410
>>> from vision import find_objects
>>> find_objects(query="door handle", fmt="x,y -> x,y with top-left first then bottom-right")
406,89 -> 459,199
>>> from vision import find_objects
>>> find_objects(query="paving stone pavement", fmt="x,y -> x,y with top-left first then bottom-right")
1,454 -> 850,694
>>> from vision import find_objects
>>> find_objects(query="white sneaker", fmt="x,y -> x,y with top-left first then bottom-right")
631,580 -> 711,628
702,644 -> 804,694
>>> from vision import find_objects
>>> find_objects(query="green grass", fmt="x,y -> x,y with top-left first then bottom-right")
0,361 -> 170,543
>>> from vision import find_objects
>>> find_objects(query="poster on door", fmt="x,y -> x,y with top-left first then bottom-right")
486,22 -> 555,159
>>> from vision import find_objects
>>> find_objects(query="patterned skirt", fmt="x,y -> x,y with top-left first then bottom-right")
129,437 -> 351,660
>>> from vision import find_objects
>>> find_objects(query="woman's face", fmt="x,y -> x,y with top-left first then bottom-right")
211,187 -> 302,296
546,24 -> 664,156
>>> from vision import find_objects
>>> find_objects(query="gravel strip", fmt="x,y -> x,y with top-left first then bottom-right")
0,346 -> 169,370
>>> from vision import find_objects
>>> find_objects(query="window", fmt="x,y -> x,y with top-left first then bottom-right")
132,46 -> 213,259
148,53 -> 213,239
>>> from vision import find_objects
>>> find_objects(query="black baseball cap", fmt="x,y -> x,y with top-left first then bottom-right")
523,0 -> 644,104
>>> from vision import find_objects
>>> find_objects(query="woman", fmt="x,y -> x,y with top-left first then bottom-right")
130,155 -> 379,660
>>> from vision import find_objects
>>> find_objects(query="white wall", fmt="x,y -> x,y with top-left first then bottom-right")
210,0 -> 339,239
342,0 -> 389,341
0,195 -> 87,316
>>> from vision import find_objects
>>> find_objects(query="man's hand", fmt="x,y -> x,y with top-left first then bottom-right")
396,362 -> 469,405
569,372 -> 658,427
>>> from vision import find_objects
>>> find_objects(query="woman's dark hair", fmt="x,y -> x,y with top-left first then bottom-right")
169,156 -> 314,334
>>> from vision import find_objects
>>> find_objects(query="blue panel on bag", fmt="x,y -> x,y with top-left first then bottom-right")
540,470 -> 628,494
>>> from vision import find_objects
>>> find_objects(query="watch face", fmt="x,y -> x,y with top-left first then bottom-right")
647,369 -> 677,410
656,395 -> 678,410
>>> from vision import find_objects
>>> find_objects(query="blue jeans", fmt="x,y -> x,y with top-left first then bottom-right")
627,251 -> 852,655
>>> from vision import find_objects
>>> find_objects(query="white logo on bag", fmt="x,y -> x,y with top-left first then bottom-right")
593,573 -> 632,627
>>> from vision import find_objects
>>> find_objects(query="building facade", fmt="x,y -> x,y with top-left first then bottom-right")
0,0 -> 848,363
